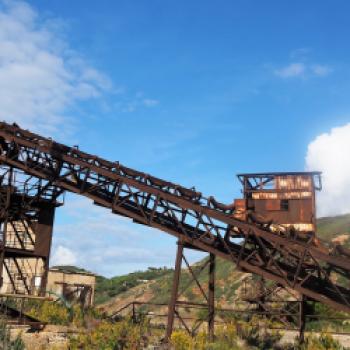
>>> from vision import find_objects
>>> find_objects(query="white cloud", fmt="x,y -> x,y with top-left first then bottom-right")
0,0 -> 112,135
51,245 -> 77,266
311,64 -> 332,77
274,63 -> 305,78
305,123 -> 350,217
117,95 -> 159,113
50,196 -> 183,277
274,62 -> 332,79
143,98 -> 159,107
290,48 -> 312,60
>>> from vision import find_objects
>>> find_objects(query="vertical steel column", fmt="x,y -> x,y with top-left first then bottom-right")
299,295 -> 306,343
166,240 -> 184,341
132,302 -> 136,323
208,253 -> 215,341
35,204 -> 56,296
0,180 -> 12,289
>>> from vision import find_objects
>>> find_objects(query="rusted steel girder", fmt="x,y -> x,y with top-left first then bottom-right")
0,167 -> 62,296
165,241 -> 216,340
0,122 -> 349,313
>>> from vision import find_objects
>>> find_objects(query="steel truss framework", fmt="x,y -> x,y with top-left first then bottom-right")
165,242 -> 308,340
110,254 -> 350,341
0,123 -> 349,323
165,241 -> 216,341
165,242 -> 312,341
111,299 -> 350,338
0,166 -> 62,296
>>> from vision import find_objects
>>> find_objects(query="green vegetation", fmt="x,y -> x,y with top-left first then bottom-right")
298,333 -> 345,350
93,214 -> 350,309
27,300 -> 70,325
317,213 -> 350,246
0,318 -> 24,349
170,321 -> 349,350
29,214 -> 348,349
26,300 -> 103,328
21,297 -> 350,349
50,265 -> 93,274
14,298 -> 350,350
95,266 -> 173,304
69,318 -> 157,350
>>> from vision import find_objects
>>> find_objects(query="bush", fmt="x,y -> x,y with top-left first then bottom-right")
27,301 -> 70,325
211,323 -> 240,349
11,335 -> 25,350
170,324 -> 241,350
234,317 -> 282,350
171,330 -> 193,350
0,319 -> 25,350
298,333 -> 344,350
69,319 -> 150,350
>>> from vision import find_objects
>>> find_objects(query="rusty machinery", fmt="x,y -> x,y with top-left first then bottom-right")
0,122 -> 349,339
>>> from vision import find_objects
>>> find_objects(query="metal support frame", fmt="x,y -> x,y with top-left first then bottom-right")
166,241 -> 184,340
239,275 -> 306,331
166,241 -> 216,341
0,122 -> 348,314
0,166 -> 61,298
299,295 -> 306,343
0,295 -> 46,329
113,300 -> 350,336
0,122 -> 349,334
208,253 -> 215,341
237,275 -> 314,345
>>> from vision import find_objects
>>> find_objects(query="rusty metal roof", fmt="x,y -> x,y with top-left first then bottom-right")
237,171 -> 321,177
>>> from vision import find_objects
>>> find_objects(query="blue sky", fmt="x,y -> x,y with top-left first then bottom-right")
1,0 -> 350,276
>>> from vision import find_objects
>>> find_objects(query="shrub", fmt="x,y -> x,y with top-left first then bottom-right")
236,318 -> 282,350
170,324 -> 241,350
11,335 -> 25,350
298,333 -> 344,350
0,319 -> 25,350
170,330 -> 193,350
27,301 -> 70,325
69,319 -> 149,350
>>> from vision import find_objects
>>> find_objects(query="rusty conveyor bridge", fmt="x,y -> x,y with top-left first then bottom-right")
0,122 -> 349,315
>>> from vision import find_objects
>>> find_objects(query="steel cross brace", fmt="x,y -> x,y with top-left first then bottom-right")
0,123 -> 349,314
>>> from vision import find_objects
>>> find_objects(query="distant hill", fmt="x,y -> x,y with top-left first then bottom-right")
317,213 -> 350,246
93,214 -> 350,311
50,265 -> 94,274
94,267 -> 173,304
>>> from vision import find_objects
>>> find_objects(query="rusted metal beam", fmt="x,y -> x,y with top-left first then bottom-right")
0,122 -> 349,316
166,241 -> 183,340
208,253 -> 215,341
0,167 -> 60,297
299,295 -> 306,343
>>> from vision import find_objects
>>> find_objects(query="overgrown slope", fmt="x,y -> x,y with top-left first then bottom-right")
95,267 -> 173,304
94,214 -> 350,309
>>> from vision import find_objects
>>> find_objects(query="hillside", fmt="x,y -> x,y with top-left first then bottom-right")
95,267 -> 173,304
96,256 -> 243,317
94,214 -> 350,312
317,213 -> 350,246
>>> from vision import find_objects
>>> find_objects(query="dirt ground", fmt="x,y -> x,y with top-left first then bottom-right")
279,329 -> 350,348
10,325 -> 76,350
